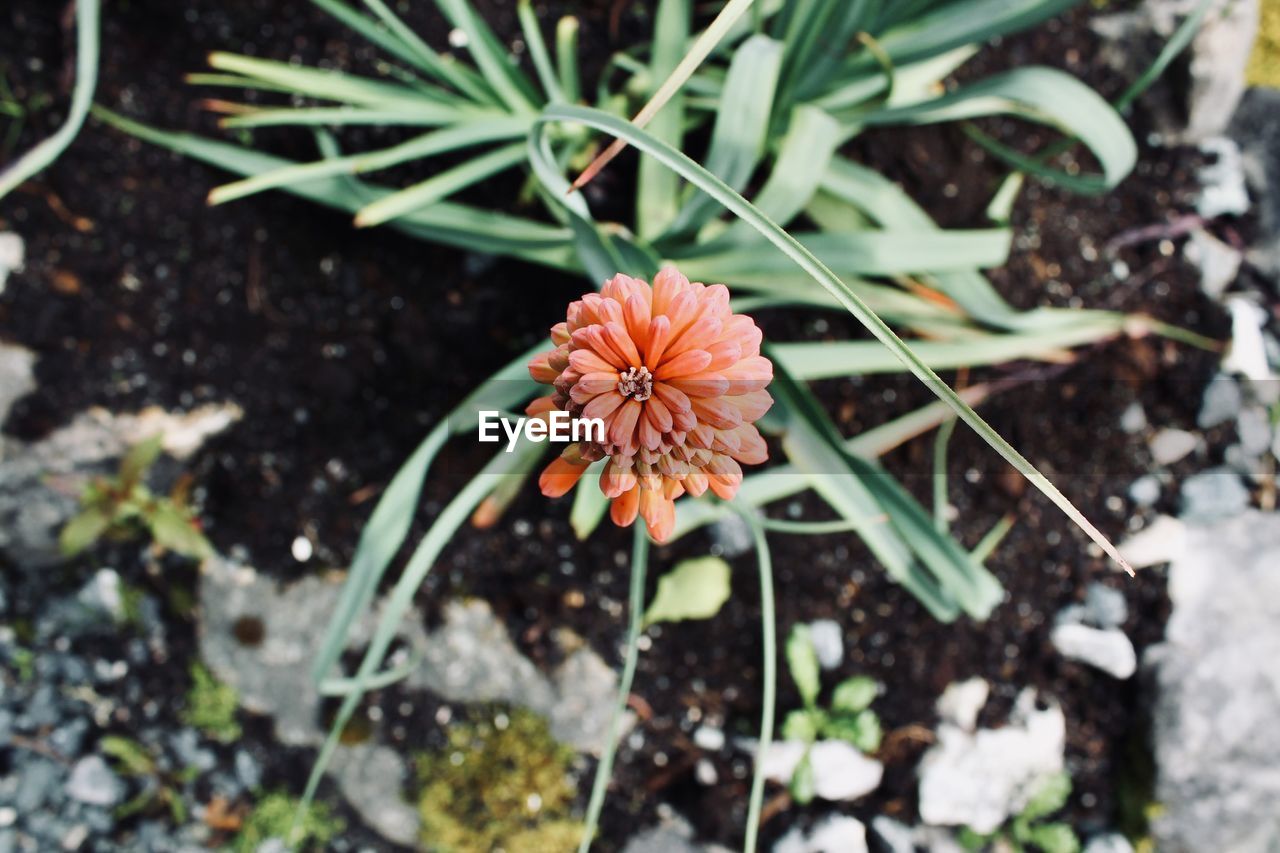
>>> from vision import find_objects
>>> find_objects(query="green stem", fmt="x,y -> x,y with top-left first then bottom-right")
933,415 -> 958,534
578,528 -> 650,853
737,507 -> 776,853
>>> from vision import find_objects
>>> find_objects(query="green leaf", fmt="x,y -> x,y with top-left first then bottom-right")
785,624 -> 821,708
831,676 -> 878,714
636,0 -> 690,239
642,556 -> 732,627
781,709 -> 820,743
99,735 -> 156,777
353,141 -> 527,227
148,502 -> 214,560
857,67 -> 1136,191
789,750 -> 816,805
206,52 -> 441,111
823,709 -> 882,753
0,0 -> 99,201
1026,823 -> 1081,853
59,506 -> 112,557
1022,771 -> 1073,822
532,104 -> 1134,573
119,434 -> 164,489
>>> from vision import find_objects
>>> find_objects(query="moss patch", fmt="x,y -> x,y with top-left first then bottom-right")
234,791 -> 344,852
416,706 -> 583,852
181,662 -> 241,742
1248,0 -> 1280,87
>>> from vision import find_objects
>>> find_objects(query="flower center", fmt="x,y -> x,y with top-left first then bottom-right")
617,366 -> 653,402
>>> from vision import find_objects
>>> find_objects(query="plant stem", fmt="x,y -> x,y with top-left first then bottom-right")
578,527 -> 650,853
737,507 -> 776,853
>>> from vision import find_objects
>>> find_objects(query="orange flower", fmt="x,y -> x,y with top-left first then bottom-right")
527,267 -> 774,542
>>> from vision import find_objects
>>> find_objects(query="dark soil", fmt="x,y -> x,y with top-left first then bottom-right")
1,1 -> 1232,850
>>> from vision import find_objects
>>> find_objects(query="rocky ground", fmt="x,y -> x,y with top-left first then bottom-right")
3,0 -> 1280,852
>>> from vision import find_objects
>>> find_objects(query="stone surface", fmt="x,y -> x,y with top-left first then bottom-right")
1084,833 -> 1135,853
1127,474 -> 1161,508
759,740 -> 883,802
1184,228 -> 1242,299
1179,466 -> 1251,521
1051,624 -> 1137,679
1221,297 -> 1278,401
1149,511 -> 1280,852
1197,136 -> 1251,217
1118,515 -> 1187,569
0,404 -> 241,568
64,758 -> 124,808
1148,428 -> 1199,466
1197,374 -> 1243,429
0,343 -> 35,426
807,619 -> 843,670
917,689 -> 1065,834
1119,401 -> 1148,434
1230,87 -> 1280,279
775,815 -> 868,853
0,233 -> 22,295
935,677 -> 989,732
200,557 -> 626,845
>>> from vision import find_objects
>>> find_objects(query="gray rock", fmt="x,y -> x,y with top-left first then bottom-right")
15,759 -> 62,813
1119,401 -> 1148,434
76,569 -> 124,623
1197,136 -> 1251,217
0,342 -> 35,426
1179,467 -> 1250,521
1231,88 -> 1280,280
234,751 -> 261,791
759,739 -> 883,801
935,677 -> 989,732
328,744 -> 420,848
1197,374 -> 1242,429
807,619 -> 843,670
64,756 -> 124,808
49,718 -> 90,758
1128,474 -> 1161,508
1149,429 -> 1199,466
1184,228 -> 1242,299
1236,406 -> 1273,459
870,817 -> 916,853
1084,582 -> 1129,629
1119,515 -> 1187,569
1084,834 -> 1135,853
621,814 -> 704,853
0,232 -> 22,292
776,815 -> 868,853
918,689 -> 1065,834
1150,511 -> 1280,852
1051,624 -> 1137,679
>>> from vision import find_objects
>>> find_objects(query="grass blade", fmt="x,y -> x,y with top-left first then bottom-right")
208,118 -> 529,204
352,141 -> 527,227
517,0 -> 564,102
737,509 -> 776,853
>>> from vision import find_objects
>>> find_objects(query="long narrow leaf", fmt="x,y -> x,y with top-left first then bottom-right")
353,141 -> 527,227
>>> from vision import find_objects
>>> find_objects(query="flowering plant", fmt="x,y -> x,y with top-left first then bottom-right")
529,268 -> 773,541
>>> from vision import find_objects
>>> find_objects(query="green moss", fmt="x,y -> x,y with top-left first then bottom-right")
235,791 -> 344,852
1248,0 -> 1280,88
181,663 -> 241,742
415,706 -> 583,852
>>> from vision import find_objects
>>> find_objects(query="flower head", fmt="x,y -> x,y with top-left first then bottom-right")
527,267 -> 773,542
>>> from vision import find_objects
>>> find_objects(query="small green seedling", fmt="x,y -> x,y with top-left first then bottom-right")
100,735 -> 194,825
959,772 -> 1080,853
182,662 -> 242,742
59,434 -> 213,561
782,624 -> 882,804
236,790 -> 344,852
